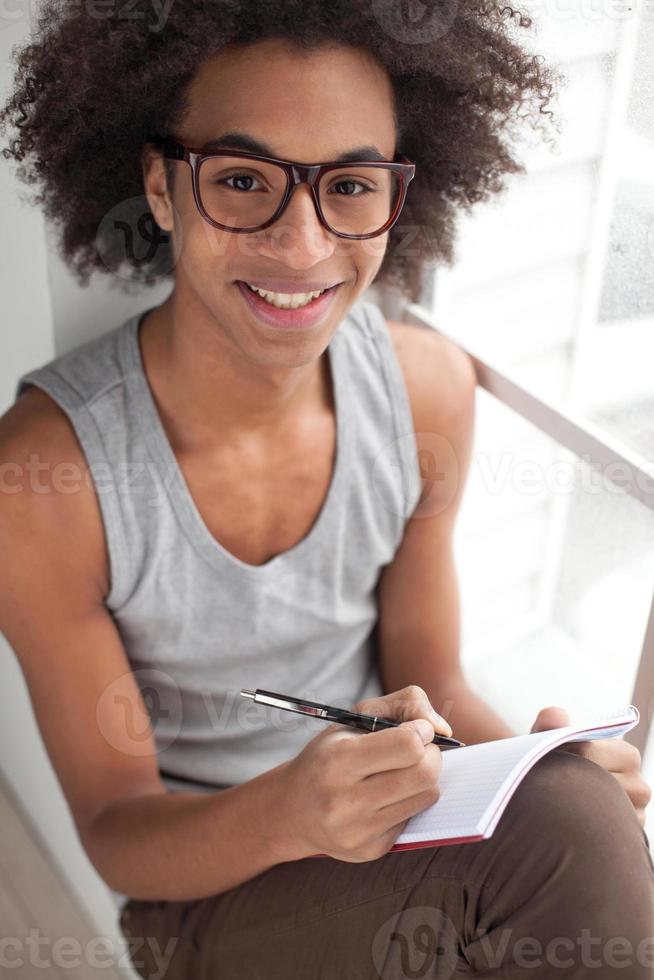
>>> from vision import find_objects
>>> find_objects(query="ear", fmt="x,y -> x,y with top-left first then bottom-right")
141,142 -> 174,233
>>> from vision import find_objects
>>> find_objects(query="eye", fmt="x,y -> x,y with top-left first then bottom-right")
220,173 -> 265,192
329,179 -> 374,196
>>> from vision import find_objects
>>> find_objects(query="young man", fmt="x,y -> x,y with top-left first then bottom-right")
1,8 -> 652,978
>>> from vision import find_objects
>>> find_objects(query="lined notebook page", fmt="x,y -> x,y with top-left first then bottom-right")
391,706 -> 640,849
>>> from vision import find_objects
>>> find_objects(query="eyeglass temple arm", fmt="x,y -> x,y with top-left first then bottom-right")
146,135 -> 184,160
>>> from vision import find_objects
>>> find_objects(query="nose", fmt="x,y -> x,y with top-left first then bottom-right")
258,182 -> 335,267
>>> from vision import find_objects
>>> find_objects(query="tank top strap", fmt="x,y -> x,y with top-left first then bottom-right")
342,299 -> 423,522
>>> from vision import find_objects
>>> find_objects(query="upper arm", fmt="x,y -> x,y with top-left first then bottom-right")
375,322 -> 477,690
0,387 -> 166,844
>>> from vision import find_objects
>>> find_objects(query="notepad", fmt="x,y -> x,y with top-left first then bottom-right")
308,705 -> 640,857
389,705 -> 640,850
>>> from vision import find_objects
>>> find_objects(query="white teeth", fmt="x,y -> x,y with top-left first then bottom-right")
244,283 -> 328,309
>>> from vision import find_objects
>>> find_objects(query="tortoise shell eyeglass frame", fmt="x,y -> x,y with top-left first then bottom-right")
146,134 -> 417,240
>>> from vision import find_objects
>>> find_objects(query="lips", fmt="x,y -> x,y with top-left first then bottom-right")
235,279 -> 341,329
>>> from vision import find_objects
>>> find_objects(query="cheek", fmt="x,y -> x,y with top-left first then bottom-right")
353,233 -> 389,270
173,205 -> 244,275
314,235 -> 387,276
167,180 -> 227,262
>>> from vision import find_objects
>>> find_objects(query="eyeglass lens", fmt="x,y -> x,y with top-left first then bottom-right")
197,156 -> 401,235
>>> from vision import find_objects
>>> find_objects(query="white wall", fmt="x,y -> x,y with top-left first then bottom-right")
0,9 -> 168,955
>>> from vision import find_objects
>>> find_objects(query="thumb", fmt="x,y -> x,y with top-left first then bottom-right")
530,706 -> 570,734
404,717 -> 437,745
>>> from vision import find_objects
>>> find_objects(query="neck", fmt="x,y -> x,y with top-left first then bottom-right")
138,288 -> 333,454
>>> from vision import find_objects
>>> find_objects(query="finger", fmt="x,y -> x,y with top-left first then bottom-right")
560,740 -> 612,766
363,742 -> 443,810
593,738 -> 642,772
531,706 -> 570,733
620,740 -> 642,772
561,738 -> 639,773
600,771 -> 652,824
354,684 -> 453,737
345,718 -> 438,779
355,697 -> 452,736
374,779 -> 442,830
618,773 -> 653,812
365,817 -> 411,856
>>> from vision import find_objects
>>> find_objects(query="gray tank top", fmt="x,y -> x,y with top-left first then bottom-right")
14,298 -> 422,795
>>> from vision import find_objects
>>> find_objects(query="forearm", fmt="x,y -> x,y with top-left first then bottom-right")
426,677 -> 517,745
82,760 -> 301,903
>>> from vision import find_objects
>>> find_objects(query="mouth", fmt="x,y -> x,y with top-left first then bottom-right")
235,279 -> 343,329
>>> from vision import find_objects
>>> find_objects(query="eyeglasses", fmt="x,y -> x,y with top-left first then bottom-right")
148,134 -> 416,240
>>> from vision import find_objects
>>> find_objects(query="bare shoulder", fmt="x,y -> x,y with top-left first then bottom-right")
0,385 -> 110,603
2,384 -> 78,447
385,318 -> 477,432
0,385 -> 90,488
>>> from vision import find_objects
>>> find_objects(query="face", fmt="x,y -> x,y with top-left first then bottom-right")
143,38 -> 399,367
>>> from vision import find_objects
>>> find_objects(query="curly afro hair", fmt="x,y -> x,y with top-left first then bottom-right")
0,0 -> 561,303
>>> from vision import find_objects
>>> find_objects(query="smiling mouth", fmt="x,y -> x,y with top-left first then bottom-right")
238,281 -> 339,310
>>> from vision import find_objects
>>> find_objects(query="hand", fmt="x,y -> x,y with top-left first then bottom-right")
530,706 -> 652,829
352,685 -> 454,739
277,685 -> 449,863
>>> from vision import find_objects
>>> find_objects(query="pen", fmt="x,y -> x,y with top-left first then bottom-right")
240,687 -> 466,749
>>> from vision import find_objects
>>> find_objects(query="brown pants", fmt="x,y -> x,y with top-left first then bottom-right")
118,749 -> 654,979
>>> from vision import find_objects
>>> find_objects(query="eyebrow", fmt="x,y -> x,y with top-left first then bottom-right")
201,131 -> 388,163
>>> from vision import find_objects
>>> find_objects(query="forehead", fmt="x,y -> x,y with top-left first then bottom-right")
180,38 -> 398,158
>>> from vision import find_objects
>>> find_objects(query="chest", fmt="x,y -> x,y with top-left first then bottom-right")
175,415 -> 337,567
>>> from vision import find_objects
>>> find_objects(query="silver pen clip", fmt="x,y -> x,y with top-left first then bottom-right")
240,688 -> 330,718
